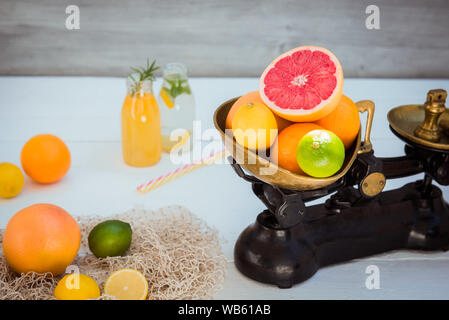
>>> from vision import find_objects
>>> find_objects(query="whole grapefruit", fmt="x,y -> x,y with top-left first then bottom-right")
260,46 -> 343,122
21,134 -> 71,184
2,203 -> 81,275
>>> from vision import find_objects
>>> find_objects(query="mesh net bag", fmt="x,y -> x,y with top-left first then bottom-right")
0,205 -> 226,300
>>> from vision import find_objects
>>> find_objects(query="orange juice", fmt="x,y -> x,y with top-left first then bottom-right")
121,79 -> 162,167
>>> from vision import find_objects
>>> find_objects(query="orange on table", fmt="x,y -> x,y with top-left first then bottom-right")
2,203 -> 81,275
225,91 -> 292,131
315,94 -> 360,149
104,268 -> 149,300
231,102 -> 278,151
271,123 -> 323,175
21,134 -> 71,184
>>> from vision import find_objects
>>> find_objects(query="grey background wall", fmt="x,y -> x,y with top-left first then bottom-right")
0,0 -> 448,78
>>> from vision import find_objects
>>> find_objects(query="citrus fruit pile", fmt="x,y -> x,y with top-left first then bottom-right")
230,46 -> 360,178
2,201 -> 147,300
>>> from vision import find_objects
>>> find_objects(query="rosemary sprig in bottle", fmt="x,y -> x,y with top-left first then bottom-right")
128,59 -> 160,95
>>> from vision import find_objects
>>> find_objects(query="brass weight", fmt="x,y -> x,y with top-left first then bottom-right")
414,89 -> 447,142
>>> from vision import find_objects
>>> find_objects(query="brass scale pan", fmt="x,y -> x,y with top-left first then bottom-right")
214,98 -> 374,191
214,89 -> 449,191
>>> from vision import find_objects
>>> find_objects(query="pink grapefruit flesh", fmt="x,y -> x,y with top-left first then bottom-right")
259,46 -> 343,122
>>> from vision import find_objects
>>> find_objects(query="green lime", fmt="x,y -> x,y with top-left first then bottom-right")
296,129 -> 345,178
88,220 -> 132,258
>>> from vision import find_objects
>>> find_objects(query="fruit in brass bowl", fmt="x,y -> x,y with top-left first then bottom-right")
231,102 -> 278,151
259,46 -> 343,122
2,203 -> 81,275
315,94 -> 360,149
226,91 -> 291,131
296,130 -> 345,178
228,46 -> 358,179
54,274 -> 100,300
271,123 -> 323,175
88,220 -> 132,258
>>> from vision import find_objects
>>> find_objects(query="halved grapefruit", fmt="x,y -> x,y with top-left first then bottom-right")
259,46 -> 343,122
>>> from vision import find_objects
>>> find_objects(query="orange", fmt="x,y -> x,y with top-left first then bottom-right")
232,102 -> 278,151
225,91 -> 292,131
21,134 -> 71,183
315,95 -> 360,149
271,123 -> 323,174
2,203 -> 81,275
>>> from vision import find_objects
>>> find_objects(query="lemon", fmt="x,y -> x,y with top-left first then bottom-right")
0,163 -> 24,198
104,268 -> 148,300
54,274 -> 100,300
88,220 -> 132,258
296,129 -> 345,178
231,102 -> 278,151
160,89 -> 174,109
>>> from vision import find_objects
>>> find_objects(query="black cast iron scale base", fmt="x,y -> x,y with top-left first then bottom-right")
231,142 -> 449,288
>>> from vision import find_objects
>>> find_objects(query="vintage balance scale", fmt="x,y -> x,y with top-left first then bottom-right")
214,89 -> 449,288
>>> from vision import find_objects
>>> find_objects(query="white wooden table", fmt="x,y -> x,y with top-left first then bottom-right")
1,76 -> 449,299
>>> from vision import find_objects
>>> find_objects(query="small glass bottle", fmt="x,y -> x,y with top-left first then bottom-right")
121,77 -> 162,167
158,63 -> 195,152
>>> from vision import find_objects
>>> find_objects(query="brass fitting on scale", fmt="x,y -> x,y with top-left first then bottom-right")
414,89 -> 447,142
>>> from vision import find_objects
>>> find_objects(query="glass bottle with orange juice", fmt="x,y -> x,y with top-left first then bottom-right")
121,60 -> 162,167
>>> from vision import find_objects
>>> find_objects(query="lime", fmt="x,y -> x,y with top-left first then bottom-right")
0,163 -> 24,198
296,130 -> 345,178
88,220 -> 132,258
54,274 -> 100,300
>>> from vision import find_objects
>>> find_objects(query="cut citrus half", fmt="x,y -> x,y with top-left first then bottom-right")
259,46 -> 343,122
104,268 -> 148,300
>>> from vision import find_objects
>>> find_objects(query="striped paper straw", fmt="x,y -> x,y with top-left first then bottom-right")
137,148 -> 226,193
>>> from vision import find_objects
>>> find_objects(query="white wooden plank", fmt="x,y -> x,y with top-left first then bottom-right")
0,0 -> 448,77
1,77 -> 449,299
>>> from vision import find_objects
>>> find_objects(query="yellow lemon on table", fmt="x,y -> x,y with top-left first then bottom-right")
0,163 -> 24,198
104,269 -> 148,300
54,274 -> 100,300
